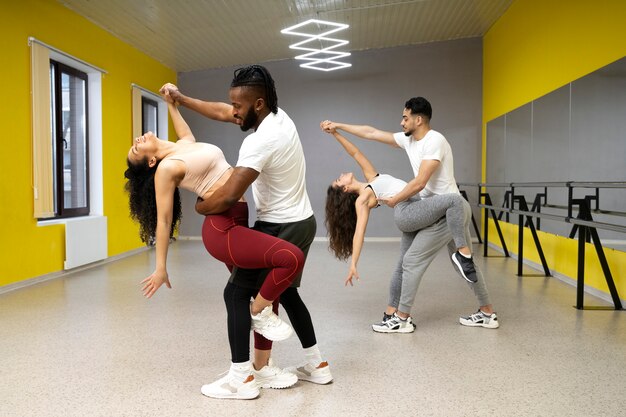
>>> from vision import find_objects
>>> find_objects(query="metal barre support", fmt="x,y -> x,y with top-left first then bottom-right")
459,189 -> 482,244
572,199 -> 623,310
511,194 -> 551,277
476,182 -> 624,311
479,193 -> 509,258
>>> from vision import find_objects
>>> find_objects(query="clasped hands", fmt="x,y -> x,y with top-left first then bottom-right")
159,83 -> 182,105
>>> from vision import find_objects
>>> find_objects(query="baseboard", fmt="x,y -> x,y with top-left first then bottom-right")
486,242 -> 625,307
178,235 -> 404,243
179,236 -> 480,243
0,246 -> 151,295
176,235 -> 202,241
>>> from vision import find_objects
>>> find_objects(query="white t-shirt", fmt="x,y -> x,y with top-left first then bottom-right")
236,108 -> 313,222
393,130 -> 459,198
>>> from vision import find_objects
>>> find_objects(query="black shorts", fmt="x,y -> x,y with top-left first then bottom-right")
228,214 -> 316,289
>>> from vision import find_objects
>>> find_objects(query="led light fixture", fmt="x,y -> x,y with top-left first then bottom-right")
281,19 -> 351,71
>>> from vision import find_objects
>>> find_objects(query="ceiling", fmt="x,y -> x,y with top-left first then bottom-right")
57,0 -> 514,73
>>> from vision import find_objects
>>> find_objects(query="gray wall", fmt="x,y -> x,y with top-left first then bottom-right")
485,57 -> 626,242
176,38 -> 483,238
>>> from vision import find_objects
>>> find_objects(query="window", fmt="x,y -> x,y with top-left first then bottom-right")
30,38 -> 107,268
142,96 -> 159,134
132,85 -> 167,142
30,38 -> 104,221
50,60 -> 89,217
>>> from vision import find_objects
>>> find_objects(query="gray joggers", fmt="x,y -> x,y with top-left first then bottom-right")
388,197 -> 491,313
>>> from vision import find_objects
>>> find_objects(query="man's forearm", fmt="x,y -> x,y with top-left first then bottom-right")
333,122 -> 396,146
195,192 -> 238,215
196,167 -> 257,215
335,123 -> 375,140
395,179 -> 425,203
178,95 -> 234,123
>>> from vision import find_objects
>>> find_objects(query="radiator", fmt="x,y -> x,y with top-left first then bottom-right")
64,216 -> 108,269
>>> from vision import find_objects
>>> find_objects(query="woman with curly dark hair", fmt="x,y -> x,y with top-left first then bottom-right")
124,92 -> 304,347
321,124 -> 477,289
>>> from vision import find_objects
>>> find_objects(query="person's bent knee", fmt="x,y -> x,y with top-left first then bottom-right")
274,243 -> 305,275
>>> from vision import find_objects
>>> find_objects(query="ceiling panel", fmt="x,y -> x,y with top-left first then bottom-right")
57,0 -> 514,72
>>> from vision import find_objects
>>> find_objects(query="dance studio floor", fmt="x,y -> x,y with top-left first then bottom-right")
1,240 -> 625,417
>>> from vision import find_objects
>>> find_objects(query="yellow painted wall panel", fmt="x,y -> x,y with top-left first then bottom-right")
486,220 -> 626,301
484,0 -> 626,122
482,0 -> 626,300
0,0 -> 176,287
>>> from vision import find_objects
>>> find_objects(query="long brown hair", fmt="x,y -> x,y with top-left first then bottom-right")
325,185 -> 358,260
124,158 -> 182,244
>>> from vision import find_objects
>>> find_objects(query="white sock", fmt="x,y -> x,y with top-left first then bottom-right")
230,361 -> 252,380
459,251 -> 472,259
303,345 -> 323,367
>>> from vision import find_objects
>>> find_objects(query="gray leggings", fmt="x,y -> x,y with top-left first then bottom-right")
388,196 -> 491,313
394,193 -> 469,249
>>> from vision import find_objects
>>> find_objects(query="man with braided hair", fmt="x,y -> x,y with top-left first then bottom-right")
162,65 -> 332,400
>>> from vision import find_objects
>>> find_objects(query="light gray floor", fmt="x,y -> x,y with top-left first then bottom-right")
1,240 -> 626,417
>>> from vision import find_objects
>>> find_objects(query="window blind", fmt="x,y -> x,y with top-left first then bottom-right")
30,42 -> 55,218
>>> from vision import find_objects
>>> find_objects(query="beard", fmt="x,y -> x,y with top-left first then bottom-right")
239,107 -> 258,132
404,129 -> 413,137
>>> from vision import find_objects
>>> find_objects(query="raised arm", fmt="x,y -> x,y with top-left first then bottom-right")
321,120 -> 399,147
166,102 -> 195,143
160,83 -> 237,124
321,123 -> 378,182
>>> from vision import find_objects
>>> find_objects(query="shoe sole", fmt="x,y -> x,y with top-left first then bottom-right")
256,376 -> 298,389
285,367 -> 333,385
371,325 -> 415,333
459,319 -> 500,329
200,388 -> 260,400
296,374 -> 333,384
252,326 -> 294,342
451,254 -> 477,283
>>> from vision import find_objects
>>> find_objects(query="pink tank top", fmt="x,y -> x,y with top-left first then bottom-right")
165,143 -> 231,197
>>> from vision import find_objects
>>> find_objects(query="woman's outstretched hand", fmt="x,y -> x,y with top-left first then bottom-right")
141,269 -> 172,298
345,264 -> 360,287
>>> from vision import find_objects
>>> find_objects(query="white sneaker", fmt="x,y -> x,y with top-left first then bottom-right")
253,359 -> 298,389
286,361 -> 333,385
251,305 -> 293,341
371,313 -> 416,333
200,369 -> 260,400
459,309 -> 500,329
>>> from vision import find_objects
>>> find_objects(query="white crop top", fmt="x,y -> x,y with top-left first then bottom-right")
367,174 -> 407,200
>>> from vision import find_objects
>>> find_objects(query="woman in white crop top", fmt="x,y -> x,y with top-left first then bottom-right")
322,127 -> 478,286
124,92 -> 306,346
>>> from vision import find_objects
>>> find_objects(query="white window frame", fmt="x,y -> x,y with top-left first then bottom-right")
132,84 -> 168,141
30,38 -> 104,223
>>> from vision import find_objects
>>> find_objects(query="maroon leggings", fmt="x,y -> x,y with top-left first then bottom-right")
201,202 -> 304,301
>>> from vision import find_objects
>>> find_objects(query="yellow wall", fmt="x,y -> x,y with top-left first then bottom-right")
486,220 -> 626,298
482,0 -> 626,300
0,0 -> 176,286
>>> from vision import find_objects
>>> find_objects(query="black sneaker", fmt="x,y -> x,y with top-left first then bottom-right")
451,251 -> 478,283
372,312 -> 393,328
